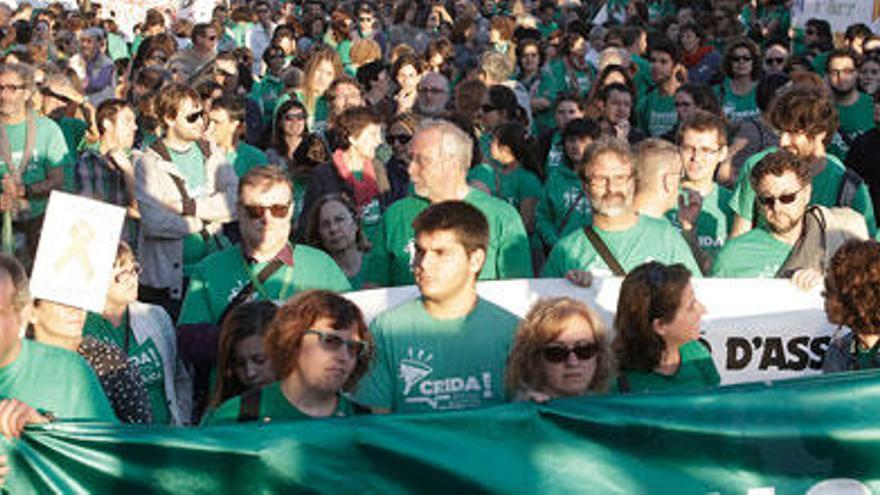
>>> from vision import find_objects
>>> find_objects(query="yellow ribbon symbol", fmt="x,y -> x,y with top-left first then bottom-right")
53,221 -> 95,280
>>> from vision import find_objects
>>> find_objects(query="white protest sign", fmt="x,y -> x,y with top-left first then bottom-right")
100,0 -> 175,41
792,0 -> 880,34
346,277 -> 835,386
30,192 -> 125,313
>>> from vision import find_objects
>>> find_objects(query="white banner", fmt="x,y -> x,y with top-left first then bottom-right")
792,0 -> 880,33
30,192 -> 125,313
99,0 -> 214,39
346,277 -> 836,386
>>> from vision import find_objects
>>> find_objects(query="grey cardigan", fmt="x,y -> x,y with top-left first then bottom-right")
135,141 -> 238,298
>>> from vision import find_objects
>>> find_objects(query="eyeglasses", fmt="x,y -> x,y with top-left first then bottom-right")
480,104 -> 499,113
829,68 -> 856,77
757,186 -> 806,208
419,86 -> 446,94
730,55 -> 752,63
764,57 -> 785,65
205,35 -> 218,41
284,112 -> 306,121
0,84 -> 26,93
680,144 -> 721,157
542,342 -> 599,363
587,173 -> 633,189
114,263 -> 142,283
387,133 -> 412,145
359,16 -> 374,23
185,110 -> 205,123
304,329 -> 368,357
241,202 -> 291,219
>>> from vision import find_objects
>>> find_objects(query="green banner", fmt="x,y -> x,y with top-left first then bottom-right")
6,370 -> 880,493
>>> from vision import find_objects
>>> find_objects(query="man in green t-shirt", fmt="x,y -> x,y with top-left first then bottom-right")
0,254 -> 115,425
712,150 -> 868,287
728,85 -> 877,239
207,96 -> 268,178
363,120 -> 532,287
637,37 -> 685,137
0,64 -> 69,264
357,201 -> 520,413
543,137 -> 700,280
179,166 -> 350,326
826,48 -> 874,159
671,111 -> 736,271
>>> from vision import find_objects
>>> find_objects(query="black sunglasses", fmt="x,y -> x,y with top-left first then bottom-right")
758,187 -> 804,208
305,329 -> 368,357
480,104 -> 499,113
387,133 -> 412,145
543,342 -> 599,363
185,110 -> 205,123
241,202 -> 291,219
765,57 -> 785,65
731,56 -> 752,63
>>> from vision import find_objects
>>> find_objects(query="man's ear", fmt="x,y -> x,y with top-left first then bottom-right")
468,248 -> 486,275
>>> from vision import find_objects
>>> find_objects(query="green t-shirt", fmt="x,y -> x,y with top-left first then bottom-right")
362,189 -> 533,287
468,161 -> 543,209
729,147 -> 877,236
201,381 -> 360,424
535,164 -> 591,248
829,92 -> 874,160
617,340 -> 720,394
178,244 -> 352,325
356,298 -> 519,413
290,90 -> 329,134
637,89 -> 677,137
535,59 -> 593,134
543,132 -> 565,178
0,115 -> 71,218
716,78 -> 759,122
58,117 -> 88,189
169,144 -> 209,270
229,142 -> 269,178
631,54 -> 653,103
542,215 -> 702,277
709,227 -> 791,278
666,184 -> 734,259
0,339 -> 116,421
107,32 -> 129,61
82,311 -> 170,424
249,75 -> 285,126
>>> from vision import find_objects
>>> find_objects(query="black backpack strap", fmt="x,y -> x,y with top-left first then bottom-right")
583,226 -> 626,276
559,189 -> 585,232
237,387 -> 263,422
351,401 -> 373,415
218,258 -> 285,326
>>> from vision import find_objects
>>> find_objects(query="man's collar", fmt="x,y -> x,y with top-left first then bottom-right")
246,243 -> 294,266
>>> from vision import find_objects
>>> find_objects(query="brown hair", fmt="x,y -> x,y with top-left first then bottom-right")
579,136 -> 633,182
412,200 -> 489,256
304,193 -> 370,252
302,47 -> 344,111
769,85 -> 839,145
210,301 -> 278,408
721,36 -> 761,79
156,83 -> 200,124
327,105 -> 381,151
613,262 -> 692,372
238,165 -> 293,197
95,98 -> 130,135
749,149 -> 812,191
506,297 -> 614,397
677,109 -> 728,146
264,290 -> 374,391
0,253 -> 30,312
825,240 -> 880,335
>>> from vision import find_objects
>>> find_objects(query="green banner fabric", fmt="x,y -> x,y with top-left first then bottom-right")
6,370 -> 880,493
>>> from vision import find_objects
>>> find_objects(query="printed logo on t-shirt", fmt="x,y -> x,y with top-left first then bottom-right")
361,199 -> 381,226
404,237 -> 416,273
398,347 -> 494,411
648,110 -> 677,137
129,340 -> 163,385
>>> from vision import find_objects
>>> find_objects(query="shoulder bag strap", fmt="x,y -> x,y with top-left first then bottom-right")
559,189 -> 585,231
218,257 -> 286,326
583,226 -> 626,276
0,111 -> 38,184
237,387 -> 263,422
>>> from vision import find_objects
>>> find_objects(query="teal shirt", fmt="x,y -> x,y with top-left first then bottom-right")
666,184 -> 734,259
168,145 -> 210,271
637,89 -> 677,137
202,381 -> 361,424
535,164 -> 591,248
716,78 -> 759,122
710,227 -> 791,278
229,142 -> 269,178
0,339 -> 117,421
617,340 -> 720,394
542,215 -> 702,277
179,244 -> 352,325
362,189 -> 533,287
829,92 -> 874,160
729,147 -> 877,236
356,298 -> 519,413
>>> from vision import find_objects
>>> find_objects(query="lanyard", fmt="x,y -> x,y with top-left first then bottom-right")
238,246 -> 295,303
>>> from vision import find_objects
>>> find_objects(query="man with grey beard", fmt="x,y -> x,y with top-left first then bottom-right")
542,137 -> 700,280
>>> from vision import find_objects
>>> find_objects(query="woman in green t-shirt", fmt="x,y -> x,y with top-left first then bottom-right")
715,37 -> 761,122
489,122 -> 543,235
506,297 -> 614,402
296,47 -> 343,133
613,262 -> 720,394
202,290 -> 374,424
304,194 -> 370,289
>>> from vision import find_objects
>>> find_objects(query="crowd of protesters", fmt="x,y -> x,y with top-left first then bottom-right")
1,0 -> 880,483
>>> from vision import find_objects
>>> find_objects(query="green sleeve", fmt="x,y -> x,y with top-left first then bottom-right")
467,164 -> 496,194
497,210 -> 533,278
536,63 -> 562,102
708,245 -> 734,277
322,257 -> 353,293
200,397 -> 241,425
852,183 -> 877,237
352,322 -> 393,410
636,95 -> 649,134
361,217 -> 391,287
729,154 -> 760,221
671,233 -> 703,278
177,266 -> 215,325
44,120 -> 72,170
535,190 -> 558,247
520,170 -> 543,200
541,241 -> 570,277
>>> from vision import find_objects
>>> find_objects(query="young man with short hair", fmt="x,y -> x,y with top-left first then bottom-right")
208,96 -> 268,178
637,37 -> 685,137
826,48 -> 874,159
357,201 -> 520,413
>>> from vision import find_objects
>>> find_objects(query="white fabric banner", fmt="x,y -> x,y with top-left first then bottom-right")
346,277 -> 837,386
792,0 -> 880,34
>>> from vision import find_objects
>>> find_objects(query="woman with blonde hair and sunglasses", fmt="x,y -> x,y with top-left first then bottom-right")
202,290 -> 374,424
506,297 -> 614,402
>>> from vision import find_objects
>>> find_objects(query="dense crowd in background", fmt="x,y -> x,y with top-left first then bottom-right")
2,0 -> 880,483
